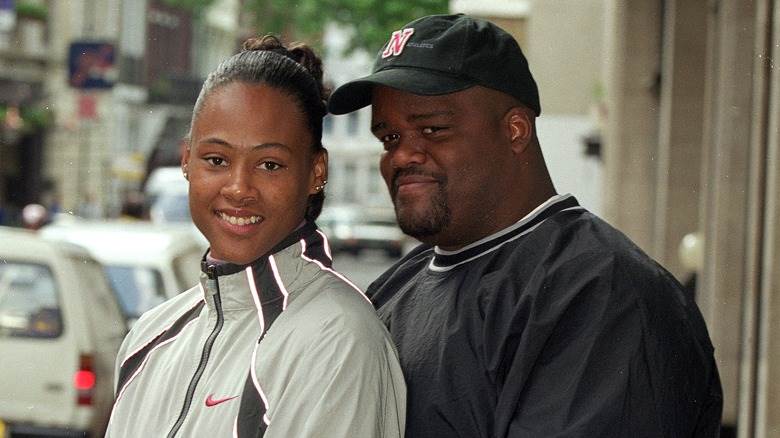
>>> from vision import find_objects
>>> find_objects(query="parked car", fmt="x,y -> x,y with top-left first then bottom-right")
41,220 -> 204,325
144,166 -> 209,247
317,204 -> 407,258
0,226 -> 127,437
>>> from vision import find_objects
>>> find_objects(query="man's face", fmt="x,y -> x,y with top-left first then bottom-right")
371,86 -> 515,249
184,82 -> 325,264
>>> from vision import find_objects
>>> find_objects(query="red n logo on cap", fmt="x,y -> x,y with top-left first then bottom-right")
382,28 -> 415,58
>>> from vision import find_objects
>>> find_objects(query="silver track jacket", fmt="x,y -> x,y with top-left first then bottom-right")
106,223 -> 406,437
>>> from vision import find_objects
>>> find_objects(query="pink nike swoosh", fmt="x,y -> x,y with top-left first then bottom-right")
205,394 -> 239,407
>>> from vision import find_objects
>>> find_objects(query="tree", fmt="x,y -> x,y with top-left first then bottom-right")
164,0 -> 447,53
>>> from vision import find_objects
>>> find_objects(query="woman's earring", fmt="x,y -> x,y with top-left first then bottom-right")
182,166 -> 189,180
314,180 -> 328,192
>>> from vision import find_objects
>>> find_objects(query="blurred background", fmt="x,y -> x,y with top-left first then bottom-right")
0,0 -> 779,436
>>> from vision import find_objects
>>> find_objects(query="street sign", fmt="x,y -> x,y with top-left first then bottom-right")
68,41 -> 117,89
0,0 -> 14,33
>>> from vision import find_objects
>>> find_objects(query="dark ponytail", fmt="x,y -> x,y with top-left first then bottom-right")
191,35 -> 329,221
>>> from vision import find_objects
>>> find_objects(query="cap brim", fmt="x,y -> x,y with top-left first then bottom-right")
327,67 -> 474,115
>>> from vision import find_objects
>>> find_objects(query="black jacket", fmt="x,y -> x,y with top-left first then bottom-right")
369,195 -> 722,438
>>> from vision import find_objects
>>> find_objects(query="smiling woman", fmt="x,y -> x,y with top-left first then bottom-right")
185,83 -> 321,264
105,36 -> 405,438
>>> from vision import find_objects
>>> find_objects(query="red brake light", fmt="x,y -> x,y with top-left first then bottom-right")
74,370 -> 96,390
75,354 -> 96,405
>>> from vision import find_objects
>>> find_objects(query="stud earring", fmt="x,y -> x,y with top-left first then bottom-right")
182,166 -> 189,180
314,180 -> 328,192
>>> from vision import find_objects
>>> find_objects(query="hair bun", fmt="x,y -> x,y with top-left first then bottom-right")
242,35 -> 284,52
241,35 -> 329,101
288,43 -> 325,96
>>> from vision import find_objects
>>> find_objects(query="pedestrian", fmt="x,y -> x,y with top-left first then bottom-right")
107,35 -> 405,437
21,203 -> 49,230
328,13 -> 722,437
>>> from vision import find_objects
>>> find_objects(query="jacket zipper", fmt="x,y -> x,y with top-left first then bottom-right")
167,266 -> 224,438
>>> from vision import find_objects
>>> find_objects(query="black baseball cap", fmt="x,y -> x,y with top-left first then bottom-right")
328,13 -> 541,115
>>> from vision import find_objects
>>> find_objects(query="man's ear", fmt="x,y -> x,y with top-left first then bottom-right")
505,107 -> 534,155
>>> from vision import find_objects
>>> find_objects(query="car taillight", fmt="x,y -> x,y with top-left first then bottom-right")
74,354 -> 96,406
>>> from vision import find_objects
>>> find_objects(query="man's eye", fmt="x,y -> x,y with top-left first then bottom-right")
422,126 -> 446,135
260,161 -> 283,171
380,133 -> 400,144
205,157 -> 227,167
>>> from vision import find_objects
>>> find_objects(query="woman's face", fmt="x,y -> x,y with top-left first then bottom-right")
183,82 -> 326,265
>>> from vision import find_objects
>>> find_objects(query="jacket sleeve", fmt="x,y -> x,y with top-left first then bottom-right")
263,314 -> 406,438
489,251 -> 720,438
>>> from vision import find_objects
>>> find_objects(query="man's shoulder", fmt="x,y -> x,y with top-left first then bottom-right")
367,243 -> 433,299
526,208 -> 664,272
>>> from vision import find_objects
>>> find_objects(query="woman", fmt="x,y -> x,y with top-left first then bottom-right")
106,36 -> 406,437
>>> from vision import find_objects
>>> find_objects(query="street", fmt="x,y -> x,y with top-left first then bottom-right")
331,251 -> 399,291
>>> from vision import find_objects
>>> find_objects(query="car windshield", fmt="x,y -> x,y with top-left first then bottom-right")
104,265 -> 166,318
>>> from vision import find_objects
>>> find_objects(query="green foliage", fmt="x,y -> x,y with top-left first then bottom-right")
15,1 -> 48,21
20,107 -> 53,131
0,105 -> 53,133
165,0 -> 447,53
160,0 -> 214,14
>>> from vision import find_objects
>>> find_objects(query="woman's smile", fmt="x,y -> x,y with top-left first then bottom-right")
183,82 -> 324,264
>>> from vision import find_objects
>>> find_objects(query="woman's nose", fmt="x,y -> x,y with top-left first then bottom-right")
220,169 -> 257,205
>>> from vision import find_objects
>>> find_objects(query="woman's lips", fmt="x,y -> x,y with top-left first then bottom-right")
215,210 -> 264,234
217,211 -> 262,226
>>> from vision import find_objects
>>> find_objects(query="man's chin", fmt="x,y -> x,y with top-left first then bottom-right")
393,194 -> 450,240
396,210 -> 445,241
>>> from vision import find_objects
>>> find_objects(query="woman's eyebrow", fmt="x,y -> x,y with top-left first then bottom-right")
198,138 -> 291,152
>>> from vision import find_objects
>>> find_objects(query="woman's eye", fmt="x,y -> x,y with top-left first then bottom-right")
205,156 -> 227,167
260,161 -> 283,171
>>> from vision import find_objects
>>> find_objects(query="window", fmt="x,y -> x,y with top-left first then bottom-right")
343,163 -> 357,202
104,266 -> 166,319
368,163 -> 382,195
0,262 -> 63,338
347,111 -> 359,135
323,114 -> 334,135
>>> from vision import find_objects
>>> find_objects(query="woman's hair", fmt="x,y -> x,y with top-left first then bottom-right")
190,35 -> 328,221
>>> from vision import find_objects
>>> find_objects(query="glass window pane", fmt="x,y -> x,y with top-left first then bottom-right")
0,262 -> 63,338
104,266 -> 165,318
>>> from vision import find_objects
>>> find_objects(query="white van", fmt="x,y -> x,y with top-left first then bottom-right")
144,166 -> 209,248
40,220 -> 205,325
0,226 -> 127,437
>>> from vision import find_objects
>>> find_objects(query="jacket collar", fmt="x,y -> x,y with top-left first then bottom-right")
198,222 -> 333,311
429,194 -> 582,272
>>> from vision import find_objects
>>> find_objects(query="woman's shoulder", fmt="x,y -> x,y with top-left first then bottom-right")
282,272 -> 390,346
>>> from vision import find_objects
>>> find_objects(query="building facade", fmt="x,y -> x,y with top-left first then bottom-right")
604,1 -> 780,436
453,0 -> 780,435
322,24 -> 393,209
0,0 -> 50,225
0,0 -> 242,222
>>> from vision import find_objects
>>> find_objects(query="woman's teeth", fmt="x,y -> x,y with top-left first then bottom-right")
219,212 -> 261,225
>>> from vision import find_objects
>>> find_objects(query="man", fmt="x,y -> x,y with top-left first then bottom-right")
328,13 -> 722,438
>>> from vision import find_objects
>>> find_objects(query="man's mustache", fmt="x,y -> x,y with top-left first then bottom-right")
390,167 -> 446,196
